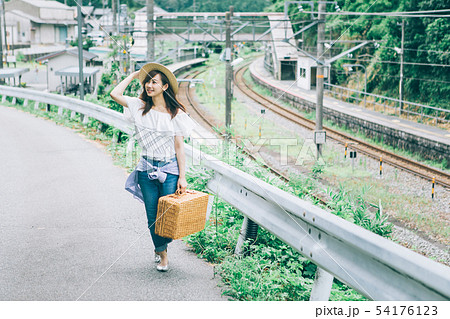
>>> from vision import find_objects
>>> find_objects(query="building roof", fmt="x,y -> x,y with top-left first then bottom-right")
35,48 -> 98,62
55,66 -> 100,77
8,9 -> 77,25
21,0 -> 70,9
135,6 -> 168,14
93,8 -> 111,16
81,6 -> 94,16
0,67 -> 30,79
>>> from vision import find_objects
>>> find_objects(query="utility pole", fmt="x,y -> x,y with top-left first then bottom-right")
399,19 -> 405,114
225,6 -> 234,139
112,0 -> 116,35
315,2 -> 326,160
1,0 -> 7,58
77,3 -> 84,100
117,0 -> 120,35
0,0 -> 3,71
147,0 -> 154,61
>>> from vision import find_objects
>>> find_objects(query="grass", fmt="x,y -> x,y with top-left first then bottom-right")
322,158 -> 448,244
184,160 -> 368,301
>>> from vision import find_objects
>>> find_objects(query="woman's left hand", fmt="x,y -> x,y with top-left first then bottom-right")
177,177 -> 187,194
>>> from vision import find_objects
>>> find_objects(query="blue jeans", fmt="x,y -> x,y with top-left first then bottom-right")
137,165 -> 178,253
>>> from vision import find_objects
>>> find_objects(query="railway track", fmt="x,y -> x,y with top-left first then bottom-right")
177,65 -> 449,189
234,65 -> 450,189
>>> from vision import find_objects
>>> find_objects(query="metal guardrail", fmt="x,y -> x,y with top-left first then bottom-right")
0,86 -> 132,134
1,85 -> 449,301
187,145 -> 450,301
324,83 -> 450,126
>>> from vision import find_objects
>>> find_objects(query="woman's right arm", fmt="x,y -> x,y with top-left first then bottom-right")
110,71 -> 140,107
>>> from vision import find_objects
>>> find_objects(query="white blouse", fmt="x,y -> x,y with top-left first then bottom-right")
123,96 -> 195,161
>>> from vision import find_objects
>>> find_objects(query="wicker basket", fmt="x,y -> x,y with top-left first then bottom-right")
155,189 -> 209,239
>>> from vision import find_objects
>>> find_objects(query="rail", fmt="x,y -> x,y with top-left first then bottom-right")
324,83 -> 450,126
1,86 -> 449,301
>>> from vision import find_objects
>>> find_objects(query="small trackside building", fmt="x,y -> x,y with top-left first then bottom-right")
36,48 -> 99,93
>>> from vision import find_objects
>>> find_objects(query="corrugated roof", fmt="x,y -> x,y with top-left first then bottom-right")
36,48 -> 98,62
93,8 -> 111,15
0,67 -> 30,78
21,0 -> 70,9
55,66 -> 100,77
81,6 -> 94,16
268,14 -> 297,60
135,6 -> 168,14
8,9 -> 77,25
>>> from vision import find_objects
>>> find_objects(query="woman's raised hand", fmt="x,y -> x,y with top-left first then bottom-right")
110,70 -> 141,107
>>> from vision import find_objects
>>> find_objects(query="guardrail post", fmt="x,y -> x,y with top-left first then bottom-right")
234,217 -> 259,256
12,97 -> 16,105
70,111 -> 76,119
24,99 -> 28,107
58,106 -> 64,116
112,131 -> 122,145
126,137 -> 136,167
34,101 -> 39,110
82,114 -> 90,125
2,95 -> 6,103
309,267 -> 334,301
234,216 -> 249,255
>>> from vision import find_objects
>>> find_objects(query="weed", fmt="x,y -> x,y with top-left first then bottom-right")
311,162 -> 325,179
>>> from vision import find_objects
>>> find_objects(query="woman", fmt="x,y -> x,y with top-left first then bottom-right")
110,63 -> 195,272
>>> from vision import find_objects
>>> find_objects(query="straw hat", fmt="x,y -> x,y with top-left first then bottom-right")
138,62 -> 179,94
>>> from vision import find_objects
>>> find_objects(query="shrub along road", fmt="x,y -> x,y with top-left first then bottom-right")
0,105 -> 224,301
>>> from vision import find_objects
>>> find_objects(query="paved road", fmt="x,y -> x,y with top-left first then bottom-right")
0,105 -> 225,301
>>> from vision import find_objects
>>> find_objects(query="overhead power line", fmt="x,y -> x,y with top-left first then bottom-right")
289,10 -> 450,18
380,46 -> 450,55
372,73 -> 450,84
344,57 -> 450,68
335,71 -> 450,84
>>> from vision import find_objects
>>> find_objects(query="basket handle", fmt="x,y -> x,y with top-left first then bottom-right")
168,189 -> 196,198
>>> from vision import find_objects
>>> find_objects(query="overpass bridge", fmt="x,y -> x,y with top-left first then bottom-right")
130,11 -> 288,58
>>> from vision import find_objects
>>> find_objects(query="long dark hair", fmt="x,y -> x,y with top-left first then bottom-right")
139,70 -> 186,119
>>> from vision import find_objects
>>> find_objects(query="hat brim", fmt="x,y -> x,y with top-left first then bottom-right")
138,63 -> 179,94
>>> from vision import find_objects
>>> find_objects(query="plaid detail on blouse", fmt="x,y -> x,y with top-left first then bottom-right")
133,125 -> 175,160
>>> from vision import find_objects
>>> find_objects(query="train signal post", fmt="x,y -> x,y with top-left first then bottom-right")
225,7 -> 234,141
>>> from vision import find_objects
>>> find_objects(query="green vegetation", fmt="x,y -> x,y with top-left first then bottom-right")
155,0 -> 271,12
183,144 -> 369,301
70,37 -> 95,51
57,0 -> 271,13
